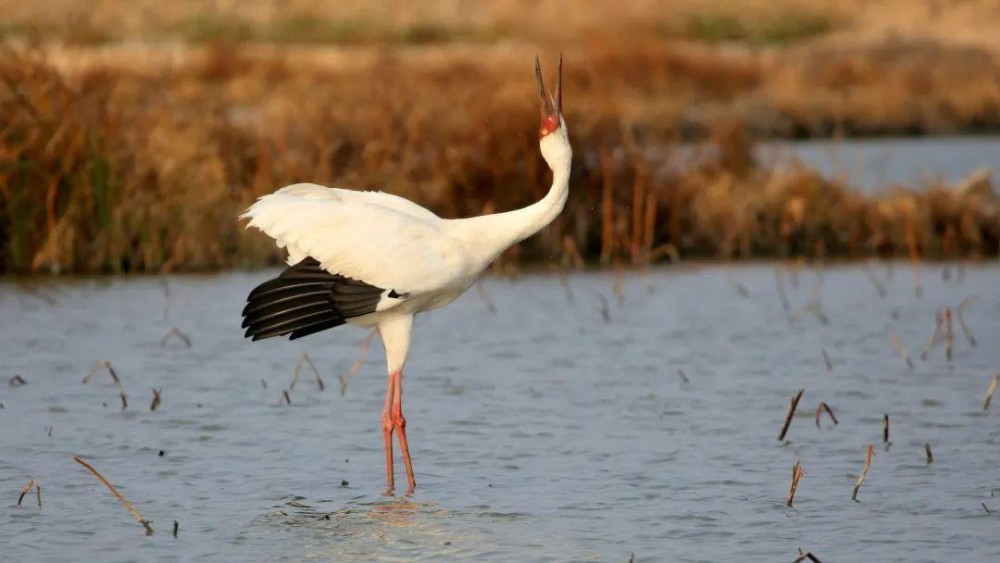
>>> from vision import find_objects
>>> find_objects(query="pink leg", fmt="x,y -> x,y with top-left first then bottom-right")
381,371 -> 395,495
390,369 -> 416,493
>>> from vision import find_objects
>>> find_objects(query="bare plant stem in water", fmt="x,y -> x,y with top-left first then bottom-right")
150,388 -> 161,411
891,333 -> 915,370
595,293 -> 611,323
786,460 -> 805,507
821,348 -> 832,371
883,414 -> 890,447
17,479 -> 41,507
957,297 -> 977,347
290,352 -> 324,391
779,389 -> 804,441
983,373 -> 1000,411
119,388 -> 128,411
862,263 -> 887,298
339,328 -> 376,396
925,442 -> 933,464
73,455 -> 153,534
852,444 -> 875,501
475,278 -> 497,314
794,549 -> 823,563
921,311 -> 944,360
8,375 -> 27,386
82,361 -> 120,384
775,269 -> 790,312
280,390 -> 291,405
943,308 -> 954,362
159,327 -> 191,348
676,368 -> 689,384
173,520 -> 179,537
815,402 -> 838,427
726,268 -> 750,298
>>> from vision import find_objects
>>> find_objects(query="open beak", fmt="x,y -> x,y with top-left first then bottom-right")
535,55 -> 562,137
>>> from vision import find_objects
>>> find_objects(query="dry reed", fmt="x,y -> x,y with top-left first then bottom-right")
821,349 -> 832,372
1,36 -> 999,273
290,352 -> 324,391
159,327 -> 192,348
815,402 -> 837,427
882,414 -> 890,446
920,311 -> 945,361
82,361 -> 120,384
956,298 -> 978,347
676,368 -> 690,384
17,479 -> 41,507
149,388 -> 161,411
890,333 -> 915,371
924,442 -> 933,464
8,375 -> 26,386
851,444 -> 875,501
984,373 -> 1000,411
794,550 -> 823,563
338,328 -> 376,396
786,460 -> 805,507
778,389 -> 804,441
475,279 -> 497,314
73,455 -> 153,534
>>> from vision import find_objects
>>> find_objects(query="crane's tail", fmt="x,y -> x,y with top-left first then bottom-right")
242,257 -> 384,341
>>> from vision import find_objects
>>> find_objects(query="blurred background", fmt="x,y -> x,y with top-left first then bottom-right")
1,0 -> 998,274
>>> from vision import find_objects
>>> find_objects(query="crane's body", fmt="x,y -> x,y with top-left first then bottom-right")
241,57 -> 571,494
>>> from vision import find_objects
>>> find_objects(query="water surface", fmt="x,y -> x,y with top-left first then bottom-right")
2,263 -> 999,561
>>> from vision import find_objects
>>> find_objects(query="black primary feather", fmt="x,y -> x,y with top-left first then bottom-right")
242,257 -> 387,341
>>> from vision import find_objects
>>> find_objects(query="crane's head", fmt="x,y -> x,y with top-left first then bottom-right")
535,55 -> 563,139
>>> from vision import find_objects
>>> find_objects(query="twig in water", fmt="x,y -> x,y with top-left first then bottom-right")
943,308 -> 953,362
119,388 -> 128,411
726,269 -> 750,298
18,479 -> 41,507
778,389 -> 804,441
983,503 -> 992,515
595,294 -> 611,323
852,444 -> 875,501
9,374 -> 26,387
861,263 -> 887,298
173,520 -> 179,537
150,388 -> 161,412
73,455 -> 153,534
159,327 -> 192,348
883,414 -> 890,448
290,352 -> 324,391
956,297 -> 977,347
983,373 -> 1000,411
925,442 -> 933,464
794,549 -> 823,563
815,402 -> 838,427
821,349 -> 832,372
82,361 -> 120,384
786,460 -> 805,507
339,328 -> 376,396
891,333 -> 915,370
475,278 -> 497,314
676,368 -> 689,384
279,390 -> 291,405
920,310 -> 944,361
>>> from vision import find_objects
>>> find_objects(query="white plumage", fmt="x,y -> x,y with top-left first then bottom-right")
241,56 -> 571,494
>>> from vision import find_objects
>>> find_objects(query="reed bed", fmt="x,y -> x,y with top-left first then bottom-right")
0,37 -> 998,274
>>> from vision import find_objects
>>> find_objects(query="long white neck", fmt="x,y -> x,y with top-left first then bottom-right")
448,129 -> 572,265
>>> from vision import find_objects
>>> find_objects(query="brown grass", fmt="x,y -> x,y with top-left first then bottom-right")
1,36 -> 998,273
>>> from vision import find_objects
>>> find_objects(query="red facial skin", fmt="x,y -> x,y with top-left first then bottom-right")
539,115 -> 560,138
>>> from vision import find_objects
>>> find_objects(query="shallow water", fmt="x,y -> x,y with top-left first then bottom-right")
2,263 -> 999,562
760,136 -> 1000,192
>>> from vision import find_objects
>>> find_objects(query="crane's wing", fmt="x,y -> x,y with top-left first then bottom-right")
241,184 -> 466,294
273,183 -> 440,222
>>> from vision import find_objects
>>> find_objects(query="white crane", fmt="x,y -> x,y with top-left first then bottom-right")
241,56 -> 571,494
